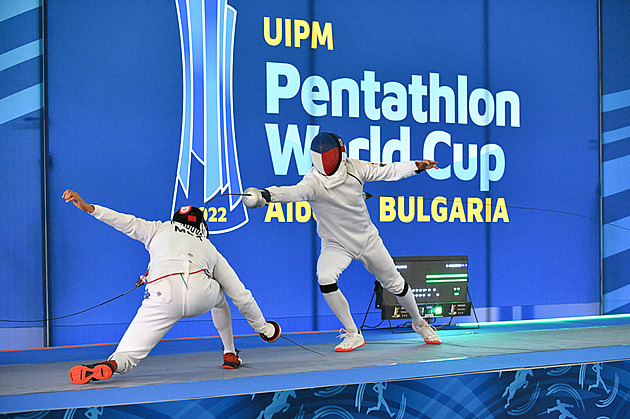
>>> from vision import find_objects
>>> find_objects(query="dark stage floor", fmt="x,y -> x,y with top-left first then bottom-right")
1,315 -> 629,414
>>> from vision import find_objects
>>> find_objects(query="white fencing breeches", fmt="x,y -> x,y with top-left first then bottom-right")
109,271 -> 222,374
316,232 -> 406,295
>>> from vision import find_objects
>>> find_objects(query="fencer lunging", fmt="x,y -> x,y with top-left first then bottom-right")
63,190 -> 281,384
243,132 -> 441,352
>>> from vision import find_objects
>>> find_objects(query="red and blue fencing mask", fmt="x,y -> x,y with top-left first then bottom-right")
310,132 -> 346,176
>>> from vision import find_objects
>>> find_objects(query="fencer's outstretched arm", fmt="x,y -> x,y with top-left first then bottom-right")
243,178 -> 317,207
256,177 -> 320,206
415,159 -> 438,171
211,253 -> 269,333
62,190 -> 95,213
62,189 -> 160,245
359,159 -> 438,183
242,187 -> 269,208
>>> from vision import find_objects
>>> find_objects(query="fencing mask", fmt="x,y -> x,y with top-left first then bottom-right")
310,132 -> 346,176
172,206 -> 208,237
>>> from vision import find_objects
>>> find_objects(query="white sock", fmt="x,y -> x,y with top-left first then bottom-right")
211,300 -> 236,354
322,289 -> 359,334
395,287 -> 425,327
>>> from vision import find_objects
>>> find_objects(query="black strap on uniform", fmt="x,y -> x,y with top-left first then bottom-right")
319,283 -> 339,294
395,282 -> 410,297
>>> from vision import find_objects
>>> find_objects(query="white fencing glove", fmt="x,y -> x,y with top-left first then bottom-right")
243,187 -> 270,208
260,321 -> 281,343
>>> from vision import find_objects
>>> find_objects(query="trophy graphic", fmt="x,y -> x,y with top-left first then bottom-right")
171,0 -> 247,234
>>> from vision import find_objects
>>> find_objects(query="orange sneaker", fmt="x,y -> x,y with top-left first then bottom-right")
68,361 -> 116,385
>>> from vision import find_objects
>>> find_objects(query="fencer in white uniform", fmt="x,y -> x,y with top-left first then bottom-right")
244,132 -> 441,352
63,190 -> 280,384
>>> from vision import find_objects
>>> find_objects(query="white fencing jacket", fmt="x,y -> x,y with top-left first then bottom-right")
90,205 -> 267,331
91,205 -> 216,282
265,159 -> 419,256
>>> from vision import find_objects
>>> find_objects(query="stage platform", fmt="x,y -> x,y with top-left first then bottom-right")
1,315 -> 630,418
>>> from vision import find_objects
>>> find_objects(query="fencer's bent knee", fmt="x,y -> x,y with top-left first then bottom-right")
316,268 -> 340,288
379,275 -> 406,295
395,282 -> 410,297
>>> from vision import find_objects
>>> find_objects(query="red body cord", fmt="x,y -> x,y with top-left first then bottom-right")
142,268 -> 209,284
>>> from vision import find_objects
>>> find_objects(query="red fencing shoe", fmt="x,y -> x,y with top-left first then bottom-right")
222,352 -> 241,369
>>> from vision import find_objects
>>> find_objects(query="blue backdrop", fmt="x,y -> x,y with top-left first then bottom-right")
1,0 -> 609,348
0,0 -> 45,348
602,0 -> 630,315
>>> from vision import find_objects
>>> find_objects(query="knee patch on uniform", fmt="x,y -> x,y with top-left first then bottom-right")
394,282 -> 410,297
319,283 -> 339,294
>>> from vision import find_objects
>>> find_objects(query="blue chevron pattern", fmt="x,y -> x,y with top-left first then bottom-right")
0,0 -> 42,127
